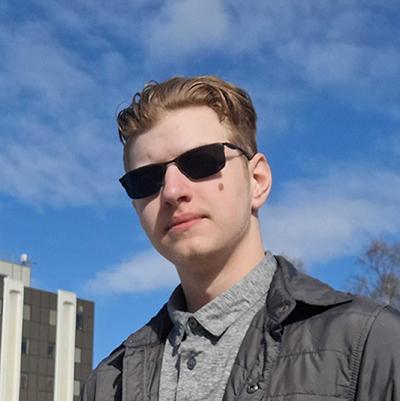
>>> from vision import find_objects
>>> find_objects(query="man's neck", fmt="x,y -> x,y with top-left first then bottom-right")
176,236 -> 266,313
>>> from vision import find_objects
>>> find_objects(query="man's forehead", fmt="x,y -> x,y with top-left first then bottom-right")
124,107 -> 233,170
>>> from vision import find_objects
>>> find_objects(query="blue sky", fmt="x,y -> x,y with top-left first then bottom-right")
1,0 -> 399,365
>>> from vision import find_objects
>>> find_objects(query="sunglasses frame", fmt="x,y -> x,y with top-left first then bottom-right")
119,142 -> 254,199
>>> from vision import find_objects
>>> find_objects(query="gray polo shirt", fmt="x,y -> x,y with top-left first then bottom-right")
159,253 -> 277,401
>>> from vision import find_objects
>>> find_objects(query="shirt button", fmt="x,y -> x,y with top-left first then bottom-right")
187,355 -> 196,370
279,303 -> 290,314
247,383 -> 259,393
188,317 -> 198,330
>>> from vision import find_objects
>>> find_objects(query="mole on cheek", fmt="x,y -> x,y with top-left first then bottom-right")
218,183 -> 224,191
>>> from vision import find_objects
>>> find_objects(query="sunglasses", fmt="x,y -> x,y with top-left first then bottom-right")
119,142 -> 253,199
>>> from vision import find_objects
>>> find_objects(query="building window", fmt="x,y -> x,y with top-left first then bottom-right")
21,338 -> 30,354
76,312 -> 84,331
74,347 -> 81,363
74,380 -> 81,396
48,342 -> 55,358
23,304 -> 31,320
49,309 -> 57,326
20,373 -> 28,389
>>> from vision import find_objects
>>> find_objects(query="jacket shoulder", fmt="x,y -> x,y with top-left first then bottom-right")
267,257 -> 400,400
355,305 -> 400,400
80,304 -> 170,401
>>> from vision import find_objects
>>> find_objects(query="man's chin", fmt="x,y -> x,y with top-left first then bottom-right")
158,242 -> 216,267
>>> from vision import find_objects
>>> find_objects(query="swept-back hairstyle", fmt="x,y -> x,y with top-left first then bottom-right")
117,76 -> 257,168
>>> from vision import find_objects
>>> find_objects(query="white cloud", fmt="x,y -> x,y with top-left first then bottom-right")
0,114 -> 122,207
262,166 -> 400,266
0,141 -> 118,207
139,0 -> 400,117
146,0 -> 230,58
0,0 -> 399,208
85,250 -> 179,294
22,0 -> 149,41
0,16 -> 125,207
278,40 -> 400,99
280,41 -> 363,86
0,22 -> 97,109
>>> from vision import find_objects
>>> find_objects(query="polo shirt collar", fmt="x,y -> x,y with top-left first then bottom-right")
167,252 -> 277,346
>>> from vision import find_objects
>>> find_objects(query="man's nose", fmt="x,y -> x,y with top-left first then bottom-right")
161,164 -> 193,206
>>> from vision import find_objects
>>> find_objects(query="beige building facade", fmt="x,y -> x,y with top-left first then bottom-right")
0,257 -> 94,401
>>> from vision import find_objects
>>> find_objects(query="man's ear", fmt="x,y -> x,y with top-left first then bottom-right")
249,153 -> 272,212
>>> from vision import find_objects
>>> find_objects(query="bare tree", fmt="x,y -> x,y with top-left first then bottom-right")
353,240 -> 400,309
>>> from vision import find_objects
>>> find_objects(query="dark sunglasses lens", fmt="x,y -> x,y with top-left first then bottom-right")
120,143 -> 227,199
179,143 -> 226,179
120,164 -> 165,199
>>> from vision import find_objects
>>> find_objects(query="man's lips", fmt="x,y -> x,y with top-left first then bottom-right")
166,213 -> 205,232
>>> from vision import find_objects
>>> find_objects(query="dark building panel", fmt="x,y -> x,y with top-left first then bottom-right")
0,267 -> 94,401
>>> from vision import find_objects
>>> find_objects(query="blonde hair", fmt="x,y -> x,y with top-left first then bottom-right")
117,76 -> 258,166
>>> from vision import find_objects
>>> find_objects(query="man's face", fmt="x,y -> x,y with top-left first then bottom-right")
126,106 -> 264,269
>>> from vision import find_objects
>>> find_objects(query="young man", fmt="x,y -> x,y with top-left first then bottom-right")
82,76 -> 400,401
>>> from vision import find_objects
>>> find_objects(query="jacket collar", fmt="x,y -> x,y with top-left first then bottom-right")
124,304 -> 172,349
113,255 -> 353,356
267,256 -> 353,325
104,304 -> 172,372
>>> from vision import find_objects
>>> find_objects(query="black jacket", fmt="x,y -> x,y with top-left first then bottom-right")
81,256 -> 400,400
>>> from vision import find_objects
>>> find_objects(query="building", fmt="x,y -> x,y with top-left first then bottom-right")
0,256 -> 94,401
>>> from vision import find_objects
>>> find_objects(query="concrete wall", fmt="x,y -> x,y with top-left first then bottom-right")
0,260 -> 31,287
